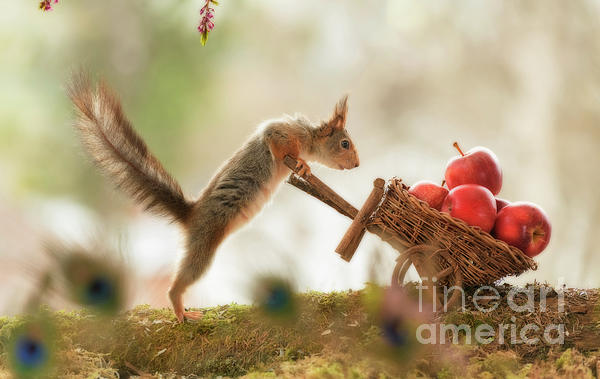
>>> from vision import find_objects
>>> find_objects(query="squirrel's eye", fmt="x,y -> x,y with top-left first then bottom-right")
341,140 -> 350,149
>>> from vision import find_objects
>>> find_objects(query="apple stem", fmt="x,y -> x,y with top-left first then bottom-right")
441,179 -> 446,187
453,142 -> 465,156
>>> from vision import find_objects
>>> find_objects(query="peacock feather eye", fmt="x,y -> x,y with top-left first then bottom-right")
361,284 -> 428,362
381,317 -> 409,347
83,275 -> 115,306
254,276 -> 297,322
15,335 -> 48,367
58,250 -> 125,316
8,319 -> 56,378
266,286 -> 290,310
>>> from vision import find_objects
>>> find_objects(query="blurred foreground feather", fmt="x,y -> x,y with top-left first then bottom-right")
58,251 -> 124,315
362,284 -> 432,365
5,311 -> 57,379
252,276 -> 298,323
23,241 -> 128,317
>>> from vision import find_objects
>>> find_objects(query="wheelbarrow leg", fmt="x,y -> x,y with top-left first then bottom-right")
391,244 -> 463,312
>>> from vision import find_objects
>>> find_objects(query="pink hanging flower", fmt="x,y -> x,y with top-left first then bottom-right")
198,0 -> 219,46
39,0 -> 58,12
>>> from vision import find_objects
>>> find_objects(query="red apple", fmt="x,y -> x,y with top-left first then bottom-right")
495,198 -> 510,212
493,202 -> 551,257
409,180 -> 449,211
441,184 -> 497,233
445,142 -> 503,195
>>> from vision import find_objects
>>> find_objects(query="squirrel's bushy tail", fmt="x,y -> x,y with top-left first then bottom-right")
67,73 -> 192,223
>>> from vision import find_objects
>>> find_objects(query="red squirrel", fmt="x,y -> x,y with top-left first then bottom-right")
67,74 -> 360,322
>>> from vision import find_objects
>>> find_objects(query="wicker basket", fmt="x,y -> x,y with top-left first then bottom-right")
282,156 -> 537,309
369,178 -> 537,288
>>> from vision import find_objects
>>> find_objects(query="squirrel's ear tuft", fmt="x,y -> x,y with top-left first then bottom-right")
328,94 -> 348,130
316,124 -> 334,138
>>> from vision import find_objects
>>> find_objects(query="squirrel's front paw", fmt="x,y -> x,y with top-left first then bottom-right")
295,159 -> 311,177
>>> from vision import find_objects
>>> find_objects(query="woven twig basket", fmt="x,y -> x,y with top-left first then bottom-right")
369,178 -> 537,287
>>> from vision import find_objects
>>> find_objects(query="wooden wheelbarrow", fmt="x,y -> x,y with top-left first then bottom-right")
283,156 -> 537,310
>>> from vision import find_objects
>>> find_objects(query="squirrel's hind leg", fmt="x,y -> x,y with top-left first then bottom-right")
169,225 -> 225,323
169,282 -> 203,322
169,270 -> 203,322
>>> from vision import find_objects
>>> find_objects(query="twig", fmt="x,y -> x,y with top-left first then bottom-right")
124,360 -> 152,377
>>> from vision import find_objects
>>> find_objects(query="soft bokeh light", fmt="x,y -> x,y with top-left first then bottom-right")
1,0 -> 599,314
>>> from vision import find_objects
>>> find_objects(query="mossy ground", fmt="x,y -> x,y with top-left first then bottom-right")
0,284 -> 598,378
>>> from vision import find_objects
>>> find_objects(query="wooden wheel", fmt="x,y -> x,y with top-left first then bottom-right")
391,244 -> 463,311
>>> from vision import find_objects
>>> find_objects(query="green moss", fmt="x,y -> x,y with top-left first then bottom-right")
444,311 -> 493,332
0,317 -> 9,331
0,291 -> 367,377
244,371 -> 277,378
555,349 -> 573,370
306,362 -> 345,378
435,367 -> 453,379
478,351 -> 520,378
514,363 -> 532,378
0,285 -> 598,377
305,290 -> 358,315
245,352 -> 397,379
593,300 -> 600,330
524,349 -> 594,378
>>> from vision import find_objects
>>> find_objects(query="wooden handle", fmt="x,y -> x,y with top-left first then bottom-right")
335,178 -> 385,261
284,156 -> 358,219
284,155 -> 411,259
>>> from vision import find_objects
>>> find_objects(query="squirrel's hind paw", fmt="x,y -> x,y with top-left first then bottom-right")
183,310 -> 204,322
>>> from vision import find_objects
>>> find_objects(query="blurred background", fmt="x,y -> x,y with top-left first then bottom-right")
1,0 -> 599,315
